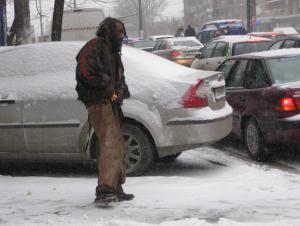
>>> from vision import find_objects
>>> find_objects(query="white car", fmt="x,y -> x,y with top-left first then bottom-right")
191,35 -> 273,71
0,42 -> 232,175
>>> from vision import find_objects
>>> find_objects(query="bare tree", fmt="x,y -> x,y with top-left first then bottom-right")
115,0 -> 167,37
51,0 -> 65,41
12,0 -> 31,45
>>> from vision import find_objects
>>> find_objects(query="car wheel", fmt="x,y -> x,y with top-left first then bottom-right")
123,122 -> 154,176
158,152 -> 182,162
244,118 -> 270,162
93,122 -> 154,176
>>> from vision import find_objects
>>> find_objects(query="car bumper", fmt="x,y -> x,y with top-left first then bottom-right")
162,103 -> 233,146
259,114 -> 300,144
174,58 -> 194,67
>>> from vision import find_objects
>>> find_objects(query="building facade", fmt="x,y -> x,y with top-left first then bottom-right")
184,0 -> 300,32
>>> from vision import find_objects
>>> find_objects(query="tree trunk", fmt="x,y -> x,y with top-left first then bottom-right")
14,0 -> 31,45
6,18 -> 15,45
51,0 -> 64,41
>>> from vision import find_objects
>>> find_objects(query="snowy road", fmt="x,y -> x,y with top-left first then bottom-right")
1,144 -> 300,226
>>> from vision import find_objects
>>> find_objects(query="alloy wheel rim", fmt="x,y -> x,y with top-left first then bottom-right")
123,133 -> 142,173
246,124 -> 259,154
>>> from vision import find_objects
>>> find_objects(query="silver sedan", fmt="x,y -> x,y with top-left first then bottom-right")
0,42 -> 232,175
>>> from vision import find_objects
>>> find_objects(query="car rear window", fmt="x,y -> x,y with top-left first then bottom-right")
173,40 -> 202,47
233,41 -> 272,56
267,56 -> 300,84
131,40 -> 156,48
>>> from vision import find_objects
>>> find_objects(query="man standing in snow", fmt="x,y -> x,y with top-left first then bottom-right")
75,17 -> 133,205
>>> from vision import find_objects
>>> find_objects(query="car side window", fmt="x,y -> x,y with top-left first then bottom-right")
159,41 -> 168,50
282,40 -> 296,48
269,40 -> 283,50
296,41 -> 300,48
153,41 -> 161,51
244,60 -> 269,89
226,59 -> 248,87
212,42 -> 227,57
202,42 -> 217,59
216,59 -> 236,79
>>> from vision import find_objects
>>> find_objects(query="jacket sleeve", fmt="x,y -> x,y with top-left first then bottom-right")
119,75 -> 130,99
76,39 -> 112,90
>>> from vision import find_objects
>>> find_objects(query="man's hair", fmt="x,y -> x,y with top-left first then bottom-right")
96,17 -> 127,38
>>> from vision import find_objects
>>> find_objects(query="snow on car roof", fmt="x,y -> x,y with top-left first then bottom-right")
204,19 -> 243,24
166,37 -> 203,46
232,48 -> 300,59
147,35 -> 174,40
0,42 -> 216,102
211,35 -> 272,43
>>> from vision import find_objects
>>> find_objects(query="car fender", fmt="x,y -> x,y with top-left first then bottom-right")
122,99 -> 163,148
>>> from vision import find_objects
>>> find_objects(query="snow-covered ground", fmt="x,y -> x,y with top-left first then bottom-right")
1,146 -> 300,226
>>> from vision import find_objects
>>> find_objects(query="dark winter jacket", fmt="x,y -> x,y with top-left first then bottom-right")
75,37 -> 130,106
184,25 -> 196,37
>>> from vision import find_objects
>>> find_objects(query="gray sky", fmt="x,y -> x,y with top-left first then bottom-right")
163,0 -> 184,18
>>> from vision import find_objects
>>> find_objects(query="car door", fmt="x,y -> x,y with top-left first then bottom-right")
0,49 -> 26,153
196,42 -> 217,70
225,59 -> 249,136
0,89 -> 25,153
242,59 -> 272,120
21,45 -> 87,154
208,41 -> 228,70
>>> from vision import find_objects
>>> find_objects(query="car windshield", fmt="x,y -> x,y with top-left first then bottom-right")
233,41 -> 272,56
267,56 -> 300,84
173,40 -> 201,47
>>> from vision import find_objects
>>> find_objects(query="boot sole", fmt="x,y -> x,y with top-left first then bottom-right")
94,196 -> 119,208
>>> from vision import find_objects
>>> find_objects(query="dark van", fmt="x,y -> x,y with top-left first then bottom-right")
196,19 -> 248,44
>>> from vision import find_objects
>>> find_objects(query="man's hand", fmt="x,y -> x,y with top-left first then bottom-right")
111,92 -> 118,102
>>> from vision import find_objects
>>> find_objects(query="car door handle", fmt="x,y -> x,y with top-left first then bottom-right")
0,99 -> 16,104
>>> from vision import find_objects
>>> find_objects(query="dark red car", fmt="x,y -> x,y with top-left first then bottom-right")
216,49 -> 300,161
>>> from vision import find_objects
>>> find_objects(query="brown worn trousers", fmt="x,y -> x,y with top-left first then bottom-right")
87,101 -> 126,191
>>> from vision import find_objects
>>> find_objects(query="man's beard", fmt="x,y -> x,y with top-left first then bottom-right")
110,35 -> 123,53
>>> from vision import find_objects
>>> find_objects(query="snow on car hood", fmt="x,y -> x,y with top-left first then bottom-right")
0,42 -> 216,107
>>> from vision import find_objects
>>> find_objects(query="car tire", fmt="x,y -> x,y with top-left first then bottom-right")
157,152 -> 182,162
122,122 -> 154,176
244,118 -> 270,162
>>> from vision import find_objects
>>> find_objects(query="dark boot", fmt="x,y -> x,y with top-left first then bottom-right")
117,191 -> 134,201
95,185 -> 119,205
116,186 -> 134,201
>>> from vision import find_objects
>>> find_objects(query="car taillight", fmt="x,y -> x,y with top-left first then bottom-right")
294,97 -> 300,109
170,50 -> 181,58
181,79 -> 208,108
276,97 -> 298,111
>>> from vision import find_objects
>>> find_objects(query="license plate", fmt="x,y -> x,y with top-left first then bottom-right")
214,87 -> 225,100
